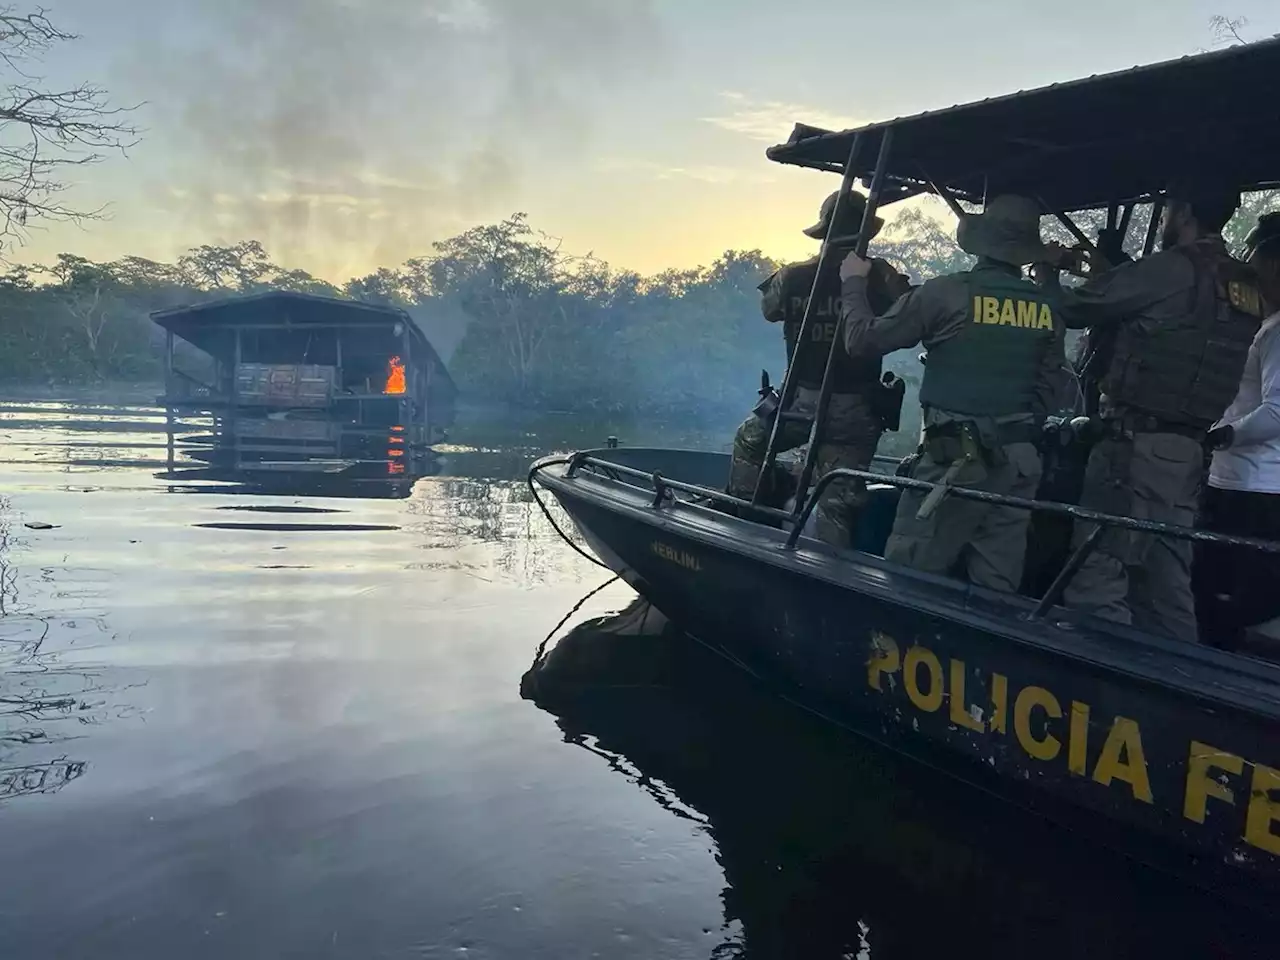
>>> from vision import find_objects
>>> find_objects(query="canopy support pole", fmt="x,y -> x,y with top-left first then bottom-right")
918,166 -> 967,220
750,131 -> 865,507
1029,524 -> 1104,619
1142,199 -> 1165,257
1051,209 -> 1098,254
790,128 -> 895,523
1117,203 -> 1135,240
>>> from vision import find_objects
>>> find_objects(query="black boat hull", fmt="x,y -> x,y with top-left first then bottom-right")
522,598 -> 1277,951
534,449 -> 1280,899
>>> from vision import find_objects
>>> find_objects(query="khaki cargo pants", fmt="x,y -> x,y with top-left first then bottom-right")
1062,433 -> 1202,643
727,387 -> 881,548
885,441 -> 1042,592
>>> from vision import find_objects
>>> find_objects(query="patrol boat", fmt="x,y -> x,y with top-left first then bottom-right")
529,37 -> 1280,897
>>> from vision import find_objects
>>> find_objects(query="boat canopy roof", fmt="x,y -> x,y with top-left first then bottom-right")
766,37 -> 1280,214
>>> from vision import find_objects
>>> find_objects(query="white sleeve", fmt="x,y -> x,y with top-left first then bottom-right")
1229,323 -> 1280,447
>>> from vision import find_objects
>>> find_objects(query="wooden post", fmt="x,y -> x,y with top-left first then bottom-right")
231,326 -> 242,465
335,328 -> 344,393
164,328 -> 175,474
400,321 -> 411,428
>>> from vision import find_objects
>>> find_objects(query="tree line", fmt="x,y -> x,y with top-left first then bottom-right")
0,210 -> 966,417
2,194 -> 1274,418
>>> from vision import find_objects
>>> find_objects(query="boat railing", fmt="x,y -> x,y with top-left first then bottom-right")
801,467 -> 1280,619
561,453 -> 1280,621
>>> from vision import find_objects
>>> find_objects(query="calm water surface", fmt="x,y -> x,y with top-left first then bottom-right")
0,399 -> 1272,959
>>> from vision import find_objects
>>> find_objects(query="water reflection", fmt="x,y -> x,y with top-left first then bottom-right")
0,397 -> 721,959
0,757 -> 87,800
157,467 -> 437,501
156,436 -> 443,501
0,493 -> 110,803
524,594 -> 1275,958
18,396 -> 1262,956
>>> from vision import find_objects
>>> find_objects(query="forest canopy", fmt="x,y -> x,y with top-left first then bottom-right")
0,209 -> 963,416
1,191 -> 1275,421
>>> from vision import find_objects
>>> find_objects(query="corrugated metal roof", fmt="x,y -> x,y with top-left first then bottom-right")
152,291 -> 455,392
152,290 -> 411,327
767,37 -> 1280,213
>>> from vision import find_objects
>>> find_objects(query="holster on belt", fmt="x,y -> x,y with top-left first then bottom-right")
923,421 -> 993,474
917,421 -> 986,521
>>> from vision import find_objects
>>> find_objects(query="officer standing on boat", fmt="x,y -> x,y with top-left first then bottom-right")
1195,212 -> 1280,648
1042,182 -> 1263,642
838,194 -> 1065,592
725,189 -> 909,547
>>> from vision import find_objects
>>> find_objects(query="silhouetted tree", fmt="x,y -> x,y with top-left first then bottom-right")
0,9 -> 136,251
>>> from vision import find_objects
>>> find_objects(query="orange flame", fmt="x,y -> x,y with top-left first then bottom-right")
383,356 -> 406,394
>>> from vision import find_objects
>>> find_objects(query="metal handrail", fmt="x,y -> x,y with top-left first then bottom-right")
789,467 -> 1280,555
568,454 -> 794,524
792,467 -> 1280,621
569,451 -> 900,519
559,453 -> 1280,623
567,453 -> 1280,555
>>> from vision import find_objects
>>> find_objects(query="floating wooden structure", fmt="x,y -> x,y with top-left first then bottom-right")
152,291 -> 456,484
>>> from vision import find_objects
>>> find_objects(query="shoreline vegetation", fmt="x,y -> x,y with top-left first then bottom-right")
1,198 -> 1273,424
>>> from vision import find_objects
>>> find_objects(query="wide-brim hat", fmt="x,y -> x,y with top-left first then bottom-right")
802,189 -> 884,241
1244,211 -> 1280,260
956,194 -> 1053,266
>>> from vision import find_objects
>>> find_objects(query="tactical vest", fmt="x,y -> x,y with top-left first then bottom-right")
918,266 -> 1058,418
780,257 -> 897,392
1101,242 -> 1263,431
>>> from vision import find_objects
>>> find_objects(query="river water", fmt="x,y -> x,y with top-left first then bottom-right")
0,398 -> 1272,959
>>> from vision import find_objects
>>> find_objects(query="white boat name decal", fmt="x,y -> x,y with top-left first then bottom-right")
651,541 -> 701,571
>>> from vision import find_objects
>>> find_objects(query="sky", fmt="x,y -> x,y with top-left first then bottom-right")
12,0 -> 1280,281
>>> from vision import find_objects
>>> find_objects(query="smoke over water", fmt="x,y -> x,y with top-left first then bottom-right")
141,0 -> 665,278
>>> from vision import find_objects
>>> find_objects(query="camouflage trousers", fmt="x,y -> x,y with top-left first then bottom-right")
885,441 -> 1042,592
726,387 -> 881,548
1062,434 -> 1202,644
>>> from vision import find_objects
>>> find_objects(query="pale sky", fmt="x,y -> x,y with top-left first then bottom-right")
17,0 -> 1280,280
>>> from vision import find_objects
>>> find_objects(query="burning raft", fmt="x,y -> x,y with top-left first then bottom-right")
153,291 -> 456,477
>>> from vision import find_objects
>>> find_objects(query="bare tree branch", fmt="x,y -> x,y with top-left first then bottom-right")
1209,15 -> 1250,46
0,6 -> 139,252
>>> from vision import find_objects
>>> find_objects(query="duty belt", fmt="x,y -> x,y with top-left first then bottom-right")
1105,412 -> 1206,441
995,420 -> 1043,445
923,418 -> 1040,448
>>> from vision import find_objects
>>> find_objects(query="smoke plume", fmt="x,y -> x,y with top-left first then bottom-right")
135,0 -> 666,278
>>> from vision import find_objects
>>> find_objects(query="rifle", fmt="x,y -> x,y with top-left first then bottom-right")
752,369 -> 781,423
